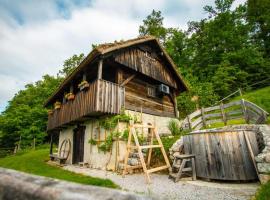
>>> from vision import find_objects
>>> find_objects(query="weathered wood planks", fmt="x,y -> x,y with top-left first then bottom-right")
183,130 -> 259,181
115,48 -> 178,88
47,79 -> 124,131
182,99 -> 269,130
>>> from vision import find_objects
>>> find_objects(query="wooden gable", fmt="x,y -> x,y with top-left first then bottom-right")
114,46 -> 178,88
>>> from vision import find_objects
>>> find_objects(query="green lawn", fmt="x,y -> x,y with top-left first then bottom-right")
0,148 -> 118,188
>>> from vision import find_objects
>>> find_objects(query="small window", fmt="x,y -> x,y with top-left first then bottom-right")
147,85 -> 156,98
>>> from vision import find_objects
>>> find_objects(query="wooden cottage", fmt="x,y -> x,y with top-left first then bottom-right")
45,36 -> 188,169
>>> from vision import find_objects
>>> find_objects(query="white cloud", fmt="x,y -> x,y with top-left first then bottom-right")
0,0 -> 247,111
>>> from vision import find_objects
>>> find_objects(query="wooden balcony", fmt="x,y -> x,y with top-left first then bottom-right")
47,79 -> 125,131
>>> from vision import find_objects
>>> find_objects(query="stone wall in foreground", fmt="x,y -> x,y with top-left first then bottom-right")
254,125 -> 270,184
0,168 -> 154,200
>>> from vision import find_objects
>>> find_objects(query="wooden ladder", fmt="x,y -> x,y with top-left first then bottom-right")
122,121 -> 171,183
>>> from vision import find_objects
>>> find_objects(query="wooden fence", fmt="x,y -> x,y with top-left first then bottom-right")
182,99 -> 269,130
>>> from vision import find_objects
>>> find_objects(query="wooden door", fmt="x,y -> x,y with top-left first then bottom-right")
73,126 -> 85,164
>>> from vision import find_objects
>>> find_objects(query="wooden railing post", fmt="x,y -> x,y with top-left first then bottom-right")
201,107 -> 206,128
187,115 -> 192,130
241,99 -> 249,124
220,102 -> 227,125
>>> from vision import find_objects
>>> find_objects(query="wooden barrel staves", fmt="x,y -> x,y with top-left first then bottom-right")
183,130 -> 259,181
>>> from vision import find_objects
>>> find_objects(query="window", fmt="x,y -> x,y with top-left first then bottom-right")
147,85 -> 156,98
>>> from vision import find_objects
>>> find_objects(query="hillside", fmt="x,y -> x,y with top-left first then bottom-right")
233,86 -> 270,114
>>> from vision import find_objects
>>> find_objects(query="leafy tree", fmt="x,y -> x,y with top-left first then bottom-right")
139,10 -> 168,44
0,75 -> 61,150
58,53 -> 85,77
247,0 -> 270,56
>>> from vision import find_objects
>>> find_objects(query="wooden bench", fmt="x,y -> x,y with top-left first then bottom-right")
169,154 -> 196,182
50,139 -> 71,165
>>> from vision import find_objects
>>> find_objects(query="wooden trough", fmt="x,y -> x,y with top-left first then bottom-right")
183,129 -> 260,181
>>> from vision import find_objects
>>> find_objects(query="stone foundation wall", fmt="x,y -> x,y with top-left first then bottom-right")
57,111 -> 177,171
254,125 -> 270,184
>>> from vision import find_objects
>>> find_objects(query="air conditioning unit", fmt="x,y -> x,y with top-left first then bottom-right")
158,84 -> 170,95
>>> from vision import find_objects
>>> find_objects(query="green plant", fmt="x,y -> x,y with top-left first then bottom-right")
98,134 -> 114,152
254,179 -> 270,200
168,119 -> 180,136
78,80 -> 89,88
99,113 -> 132,130
88,138 -> 97,145
120,129 -> 129,141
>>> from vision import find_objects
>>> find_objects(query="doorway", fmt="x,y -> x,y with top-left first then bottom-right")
73,126 -> 85,164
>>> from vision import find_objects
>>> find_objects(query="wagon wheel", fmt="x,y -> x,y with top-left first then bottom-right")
59,139 -> 71,160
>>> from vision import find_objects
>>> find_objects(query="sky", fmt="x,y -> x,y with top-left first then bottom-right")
0,0 -> 245,112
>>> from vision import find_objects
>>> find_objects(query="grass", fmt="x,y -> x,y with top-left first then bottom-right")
253,180 -> 270,200
233,86 -> 270,114
0,148 -> 118,188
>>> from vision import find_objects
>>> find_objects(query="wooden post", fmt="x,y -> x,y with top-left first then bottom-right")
33,137 -> 36,150
49,133 -> 53,155
201,107 -> 206,128
187,115 -> 192,130
97,59 -> 103,79
173,92 -> 179,118
83,73 -> 87,81
220,102 -> 227,125
70,85 -> 74,93
241,99 -> 249,123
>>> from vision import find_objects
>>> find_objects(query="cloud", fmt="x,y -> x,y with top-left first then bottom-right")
0,0 -> 246,111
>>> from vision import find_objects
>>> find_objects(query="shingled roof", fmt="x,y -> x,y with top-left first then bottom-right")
44,36 -> 188,106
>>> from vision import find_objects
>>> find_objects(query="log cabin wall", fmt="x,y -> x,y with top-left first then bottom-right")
123,72 -> 176,118
112,46 -> 178,118
114,46 -> 178,89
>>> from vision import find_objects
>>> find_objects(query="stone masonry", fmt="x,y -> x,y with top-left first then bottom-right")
0,168 -> 155,200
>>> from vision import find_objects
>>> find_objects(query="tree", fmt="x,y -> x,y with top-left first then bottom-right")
139,10 -> 168,44
58,53 -> 85,77
247,0 -> 270,56
0,75 -> 61,150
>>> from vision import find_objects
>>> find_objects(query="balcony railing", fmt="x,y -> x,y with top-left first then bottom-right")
47,79 -> 125,131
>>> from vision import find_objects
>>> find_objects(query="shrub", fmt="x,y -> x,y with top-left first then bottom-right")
168,119 -> 180,136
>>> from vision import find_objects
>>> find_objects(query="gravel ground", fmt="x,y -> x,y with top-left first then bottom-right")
63,165 -> 259,200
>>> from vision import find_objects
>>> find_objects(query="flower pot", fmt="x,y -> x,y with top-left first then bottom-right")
65,93 -> 75,101
78,81 -> 89,91
54,102 -> 61,110
48,110 -> 53,115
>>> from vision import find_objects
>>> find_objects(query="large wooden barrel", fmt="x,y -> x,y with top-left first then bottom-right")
183,130 -> 259,181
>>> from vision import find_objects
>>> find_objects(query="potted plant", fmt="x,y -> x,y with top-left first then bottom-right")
78,80 -> 89,91
54,101 -> 61,109
48,109 -> 54,115
65,92 -> 75,101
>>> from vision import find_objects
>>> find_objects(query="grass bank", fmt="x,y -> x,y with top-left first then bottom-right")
254,180 -> 270,200
0,148 -> 118,188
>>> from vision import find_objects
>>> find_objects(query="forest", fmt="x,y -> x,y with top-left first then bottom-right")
0,0 -> 269,154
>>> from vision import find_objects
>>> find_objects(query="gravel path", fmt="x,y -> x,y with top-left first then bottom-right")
64,166 -> 259,200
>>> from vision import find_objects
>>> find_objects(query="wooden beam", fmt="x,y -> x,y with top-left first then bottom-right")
97,59 -> 103,79
120,74 -> 136,87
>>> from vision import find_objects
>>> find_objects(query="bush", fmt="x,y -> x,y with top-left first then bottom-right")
168,119 -> 180,136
